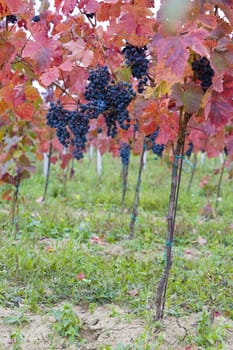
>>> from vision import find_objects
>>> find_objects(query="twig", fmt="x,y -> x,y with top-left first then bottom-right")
215,156 -> 226,211
42,140 -> 53,201
129,142 -> 146,238
187,153 -> 197,192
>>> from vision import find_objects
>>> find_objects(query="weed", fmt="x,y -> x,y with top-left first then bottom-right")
3,310 -> 31,326
9,328 -> 24,350
51,303 -> 82,342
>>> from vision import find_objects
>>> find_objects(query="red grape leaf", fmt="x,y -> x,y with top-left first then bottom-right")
24,86 -> 41,103
6,0 -> 22,12
63,39 -> 93,67
63,67 -> 88,95
139,101 -> 160,135
23,32 -> 59,73
61,153 -> 72,169
40,67 -> 60,87
97,3 -> 120,22
62,0 -> 76,14
15,103 -> 34,121
0,40 -> 15,66
152,35 -> 188,79
172,83 -> 203,114
208,92 -> 233,127
183,29 -> 210,58
208,20 -> 232,40
0,173 -> 17,186
82,0 -> 99,13
152,29 -> 209,81
59,60 -> 73,72
0,99 -> 8,115
54,0 -> 63,10
212,48 -> 233,75
221,74 -> 233,103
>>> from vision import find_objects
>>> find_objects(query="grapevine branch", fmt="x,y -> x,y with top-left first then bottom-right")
187,153 -> 197,192
121,164 -> 129,209
154,109 -> 191,321
129,141 -> 146,238
11,175 -> 21,237
215,156 -> 226,211
42,139 -> 53,201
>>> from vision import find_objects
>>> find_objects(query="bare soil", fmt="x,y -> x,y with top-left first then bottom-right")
0,304 -> 233,350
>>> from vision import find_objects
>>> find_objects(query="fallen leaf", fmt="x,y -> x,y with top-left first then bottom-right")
76,273 -> 85,280
200,202 -> 216,218
89,235 -> 107,245
46,247 -> 55,252
36,196 -> 44,203
198,236 -> 207,245
127,288 -> 139,297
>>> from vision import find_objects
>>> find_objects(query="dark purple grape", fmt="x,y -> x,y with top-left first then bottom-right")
6,15 -> 17,23
121,42 -> 149,79
32,15 -> 40,22
185,142 -> 193,158
192,57 -> 214,92
120,143 -> 130,167
84,66 -> 136,137
152,143 -> 164,158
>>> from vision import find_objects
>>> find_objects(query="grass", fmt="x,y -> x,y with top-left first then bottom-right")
0,151 -> 233,348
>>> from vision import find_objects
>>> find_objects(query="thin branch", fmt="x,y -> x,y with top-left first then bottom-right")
215,156 -> 226,211
129,142 -> 146,238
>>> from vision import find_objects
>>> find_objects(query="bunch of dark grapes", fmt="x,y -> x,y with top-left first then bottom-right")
68,110 -> 90,160
6,15 -> 17,23
145,127 -> 164,158
46,66 -> 136,159
84,66 -> 136,137
46,102 -> 90,159
120,143 -> 130,167
192,57 -> 215,92
185,142 -> 193,158
121,42 -> 149,79
152,143 -> 164,158
147,127 -> 160,144
121,42 -> 149,93
46,101 -> 71,147
137,77 -> 148,94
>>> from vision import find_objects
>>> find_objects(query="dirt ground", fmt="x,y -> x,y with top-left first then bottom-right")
0,304 -> 233,350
